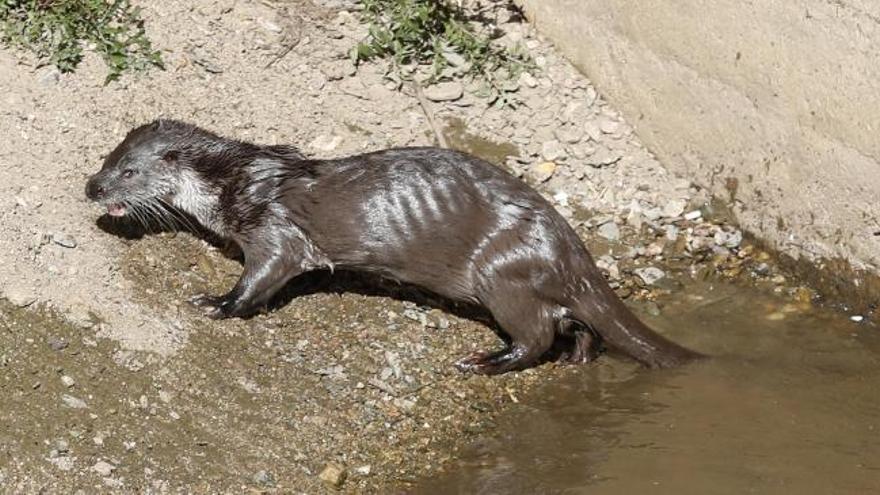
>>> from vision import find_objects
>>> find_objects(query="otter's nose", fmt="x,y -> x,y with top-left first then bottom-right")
85,178 -> 105,200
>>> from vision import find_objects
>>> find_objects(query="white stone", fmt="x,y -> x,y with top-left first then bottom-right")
92,460 -> 115,477
598,117 -> 620,135
597,221 -> 620,241
424,82 -> 463,102
519,72 -> 538,88
5,286 -> 36,307
541,140 -> 566,161
684,210 -> 703,220
663,199 -> 687,218
309,134 -> 342,152
634,267 -> 666,285
61,394 -> 87,409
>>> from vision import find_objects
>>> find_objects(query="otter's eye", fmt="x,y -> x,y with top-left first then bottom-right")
122,169 -> 136,179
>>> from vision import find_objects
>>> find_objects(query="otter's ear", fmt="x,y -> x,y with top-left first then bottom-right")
162,149 -> 180,163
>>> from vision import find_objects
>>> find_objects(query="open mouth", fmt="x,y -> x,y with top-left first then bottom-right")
107,203 -> 127,217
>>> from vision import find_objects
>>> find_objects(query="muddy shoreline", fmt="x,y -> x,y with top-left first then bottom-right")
0,234 -> 554,493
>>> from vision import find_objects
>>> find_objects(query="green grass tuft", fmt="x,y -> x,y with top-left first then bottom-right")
0,0 -> 163,83
353,0 -> 533,107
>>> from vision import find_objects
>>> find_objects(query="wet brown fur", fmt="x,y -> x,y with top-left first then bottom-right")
86,120 -> 704,374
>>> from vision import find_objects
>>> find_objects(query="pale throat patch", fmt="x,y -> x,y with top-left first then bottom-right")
171,168 -> 224,234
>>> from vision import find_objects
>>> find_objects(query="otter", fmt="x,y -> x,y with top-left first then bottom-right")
85,119 -> 703,374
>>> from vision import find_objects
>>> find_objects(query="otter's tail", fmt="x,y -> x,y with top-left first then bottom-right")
570,286 -> 705,368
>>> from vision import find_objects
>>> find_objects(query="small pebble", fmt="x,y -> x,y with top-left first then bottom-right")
92,460 -> 115,477
541,140 -> 566,161
644,302 -> 662,316
663,200 -> 686,218
553,126 -> 582,144
258,18 -> 283,33
309,134 -> 342,152
530,161 -> 557,183
634,267 -> 666,285
683,210 -> 702,221
519,72 -> 538,88
424,82 -> 463,102
38,67 -> 61,85
442,49 -> 467,68
644,242 -> 664,257
402,308 -> 423,323
723,230 -> 743,248
586,147 -> 623,168
61,394 -> 87,409
642,207 -> 662,221
5,286 -> 36,307
597,221 -> 620,241
752,263 -> 771,276
52,233 -> 77,248
253,470 -> 276,487
598,116 -> 620,134
553,191 -> 570,207
319,463 -> 347,489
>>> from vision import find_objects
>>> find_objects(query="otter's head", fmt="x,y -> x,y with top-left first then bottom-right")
85,119 -> 197,217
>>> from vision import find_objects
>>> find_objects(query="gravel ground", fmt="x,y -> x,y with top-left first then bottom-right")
0,0 -> 816,492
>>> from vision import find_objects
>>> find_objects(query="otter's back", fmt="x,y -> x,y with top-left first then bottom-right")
290,148 -> 562,299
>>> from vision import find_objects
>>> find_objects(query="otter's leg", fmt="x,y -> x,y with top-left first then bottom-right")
191,250 -> 305,319
455,295 -> 556,375
455,348 -> 514,370
563,330 -> 602,364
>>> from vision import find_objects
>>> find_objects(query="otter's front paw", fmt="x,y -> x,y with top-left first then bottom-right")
189,294 -> 234,320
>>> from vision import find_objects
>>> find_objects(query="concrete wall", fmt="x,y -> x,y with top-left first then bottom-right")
516,0 -> 880,290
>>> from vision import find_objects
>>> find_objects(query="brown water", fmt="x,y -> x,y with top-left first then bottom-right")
413,280 -> 880,494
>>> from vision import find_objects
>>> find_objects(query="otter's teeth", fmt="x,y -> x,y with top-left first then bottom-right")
107,203 -> 126,217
